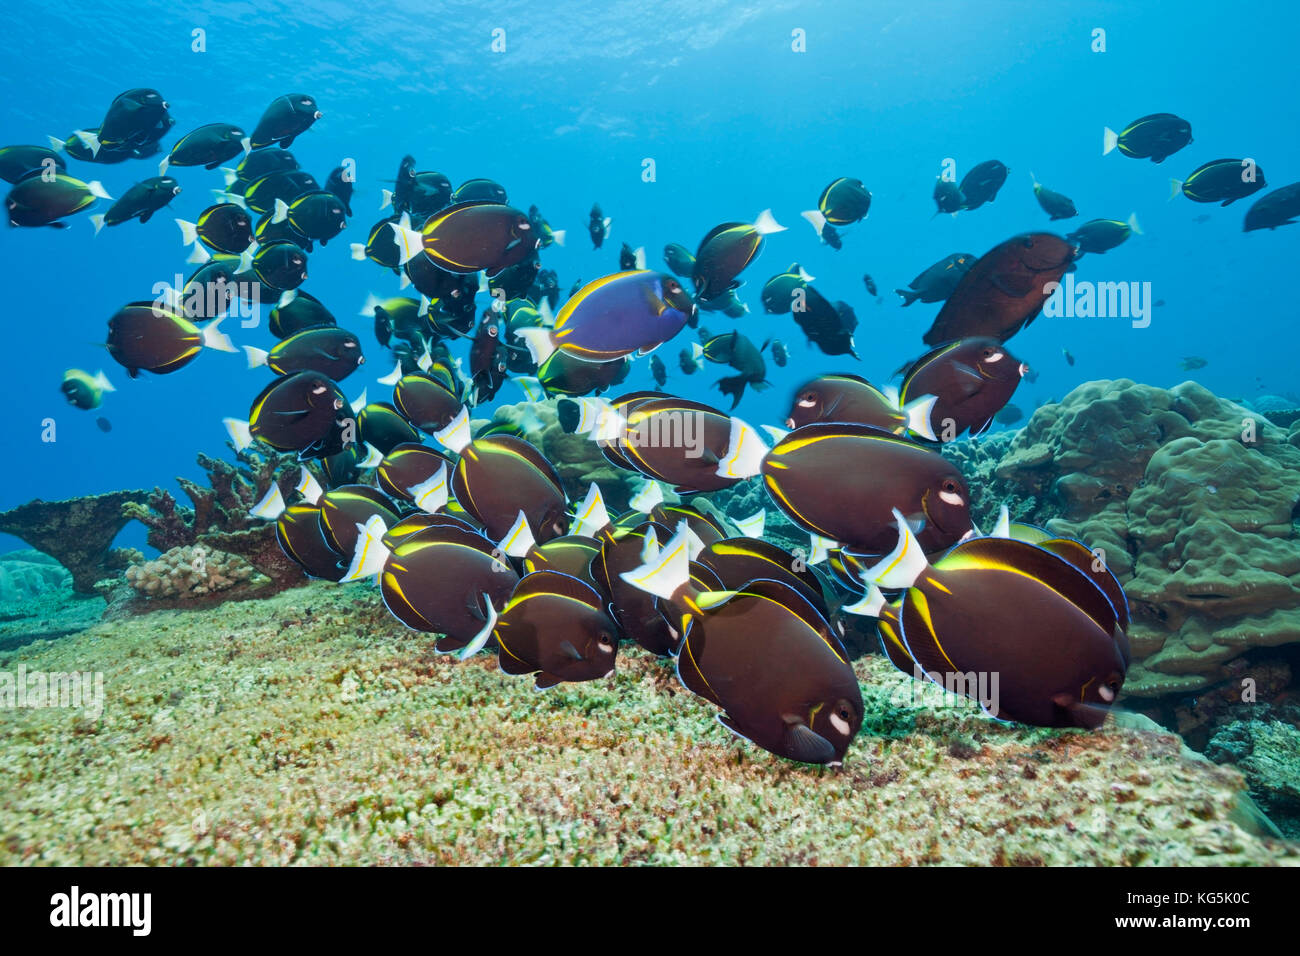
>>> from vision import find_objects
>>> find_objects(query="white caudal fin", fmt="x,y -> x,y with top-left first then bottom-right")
511,376 -> 545,402
158,157 -> 170,176
202,316 -> 237,353
89,215 -> 105,235
350,388 -> 367,414
677,520 -> 706,560
633,246 -> 646,269
498,509 -> 536,558
903,394 -> 939,441
399,273 -> 412,290
47,135 -> 65,152
551,229 -> 566,247
841,584 -> 887,617
640,525 -> 661,565
691,341 -> 704,361
249,483 -> 285,520
434,406 -> 472,454
716,416 -> 768,480
991,503 -> 1011,539
477,271 -> 489,294
377,359 -> 403,386
621,523 -> 691,601
380,189 -> 393,210
239,137 -> 251,154
359,293 -> 382,317
276,288 -> 296,309
235,248 -> 254,274
417,344 -> 433,372
296,465 -> 323,505
603,217 -> 612,240
272,198 -> 289,224
86,180 -> 111,200
794,263 -> 815,282
800,209 -> 826,236
417,294 -> 431,317
75,129 -> 101,157
571,482 -> 610,538
389,220 -> 424,264
808,534 -> 835,566
759,423 -> 789,445
223,417 -> 253,451
358,443 -> 384,468
221,168 -> 238,187
862,509 -> 930,589
629,480 -> 664,514
1029,170 -> 1039,189
176,218 -> 198,246
1168,179 -> 1183,201
186,242 -> 211,265
408,463 -> 448,514
1128,212 -> 1143,235
93,370 -> 115,393
342,515 -> 391,582
515,326 -> 557,366
538,298 -> 556,328
243,345 -> 269,369
350,242 -> 367,261
753,208 -> 786,235
732,509 -> 765,538
1103,126 -> 1119,156
457,593 -> 499,661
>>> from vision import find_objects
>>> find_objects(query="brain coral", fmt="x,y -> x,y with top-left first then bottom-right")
994,379 -> 1300,698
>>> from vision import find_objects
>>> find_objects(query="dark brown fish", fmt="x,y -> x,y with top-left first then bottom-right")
604,396 -> 746,494
785,373 -> 935,439
898,338 -> 1027,439
376,442 -> 453,507
923,233 -> 1077,345
318,485 -> 401,557
247,372 -> 348,456
275,503 -> 348,581
591,518 -> 681,656
357,402 -> 421,455
393,373 -> 462,434
444,425 -> 568,544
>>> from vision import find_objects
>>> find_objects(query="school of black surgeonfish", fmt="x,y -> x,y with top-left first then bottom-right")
4,93 -> 1293,767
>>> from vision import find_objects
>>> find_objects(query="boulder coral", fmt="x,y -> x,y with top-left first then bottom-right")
124,544 -> 267,601
993,379 -> 1300,698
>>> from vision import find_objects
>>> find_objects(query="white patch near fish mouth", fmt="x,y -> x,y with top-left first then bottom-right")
1099,685 -> 1116,702
830,713 -> 851,736
939,490 -> 964,507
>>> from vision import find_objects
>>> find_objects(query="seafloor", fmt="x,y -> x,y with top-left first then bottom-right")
2,579 -> 1296,866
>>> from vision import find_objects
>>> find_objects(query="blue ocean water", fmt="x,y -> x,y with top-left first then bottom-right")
2,0 -> 1297,556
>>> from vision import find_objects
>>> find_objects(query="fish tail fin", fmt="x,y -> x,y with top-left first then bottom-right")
358,443 -> 384,468
380,188 -> 393,210
571,482 -> 610,537
732,508 -> 765,538
239,137 -> 251,154
376,358 -> 403,386
862,509 -> 930,589
359,292 -> 382,317
176,218 -> 198,245
841,584 -> 887,618
628,479 -> 664,514
407,463 -> 449,514
691,341 -> 704,361
551,229 -> 566,247
221,167 -> 238,187
186,241 -> 211,265
223,417 -> 253,451
389,220 -> 424,264
759,423 -> 789,445
235,248 -> 254,274
93,370 -> 115,393
800,209 -> 826,236
498,509 -> 536,559
349,242 -> 367,260
990,503 -> 1011,539
1128,212 -> 1143,235
753,208 -> 786,235
276,288 -> 296,310
458,594 -> 499,661
158,157 -> 170,176
633,246 -> 646,269
902,393 -> 939,441
716,416 -> 768,480
433,406 -> 472,454
249,483 -> 286,520
1029,169 -> 1038,187
715,374 -> 747,410
349,387 -> 367,415
202,316 -> 238,353
272,198 -> 289,224
89,214 -> 105,235
341,515 -> 391,582
47,135 -> 65,152
514,326 -> 556,366
243,345 -> 269,369
620,523 -> 693,602
86,180 -> 111,200
808,534 -> 836,565
1103,126 -> 1118,156
1168,178 -> 1183,201
296,465 -> 324,505
75,129 -> 100,157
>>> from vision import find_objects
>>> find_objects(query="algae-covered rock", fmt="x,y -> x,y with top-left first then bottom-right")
0,490 -> 150,594
0,551 -> 70,603
125,545 -> 268,602
1207,720 -> 1300,839
993,379 -> 1300,698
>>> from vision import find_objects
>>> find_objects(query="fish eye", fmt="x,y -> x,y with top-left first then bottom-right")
598,633 -> 613,648
488,326 -> 499,337
830,705 -> 852,737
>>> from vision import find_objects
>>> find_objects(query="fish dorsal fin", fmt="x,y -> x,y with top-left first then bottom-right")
510,569 -> 603,612
479,434 -> 566,499
732,577 -> 847,663
1035,538 -> 1131,632
698,537 -> 826,607
695,221 -> 746,254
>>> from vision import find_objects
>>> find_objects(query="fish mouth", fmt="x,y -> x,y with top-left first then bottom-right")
784,417 -> 796,429
1018,363 -> 1029,378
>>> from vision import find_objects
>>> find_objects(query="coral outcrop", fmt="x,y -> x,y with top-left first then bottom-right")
0,551 -> 70,603
0,490 -> 150,594
990,379 -> 1300,698
124,545 -> 268,601
1207,720 -> 1300,839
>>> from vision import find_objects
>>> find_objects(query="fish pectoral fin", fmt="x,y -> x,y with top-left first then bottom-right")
781,717 -> 836,764
717,713 -> 748,740
558,640 -> 585,661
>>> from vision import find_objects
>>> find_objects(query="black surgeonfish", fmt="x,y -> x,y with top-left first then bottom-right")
393,373 -> 462,433
958,160 -> 1008,210
622,526 -> 862,766
1066,216 -> 1141,254
435,410 -> 569,544
0,144 -> 65,183
897,338 -> 1026,439
591,518 -> 681,656
694,330 -> 769,409
453,178 -> 507,203
6,173 -> 111,227
1029,172 -> 1076,220
847,517 -> 1129,729
276,190 -> 347,244
106,302 -> 237,377
663,242 -> 696,278
463,570 -> 621,690
468,315 -> 510,403
922,233 -> 1077,346
719,420 -> 972,555
933,178 -> 964,215
250,93 -> 322,149
691,210 -> 786,300
376,443 -> 453,507
693,537 -> 833,623
233,148 -> 300,184
269,289 -> 335,338
241,371 -> 348,456
239,239 -> 308,292
814,177 -> 871,225
393,200 -> 537,277
895,253 -> 974,307
89,88 -> 172,153
769,340 -> 788,367
324,165 -> 354,217
1172,159 -> 1267,206
178,203 -> 254,255
162,124 -> 249,174
784,373 -> 936,439
276,503 -> 349,581
244,327 -> 363,380
1103,113 -> 1192,164
792,284 -> 858,358
760,263 -> 812,314
1243,182 -> 1300,231
317,485 -> 402,558
91,176 -> 180,232
358,402 -> 420,455
589,203 -> 610,248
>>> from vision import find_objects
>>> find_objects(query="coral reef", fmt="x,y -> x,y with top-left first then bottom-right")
0,490 -> 150,594
124,545 -> 268,601
124,445 -> 307,591
0,551 -> 70,603
1207,720 -> 1300,839
991,380 -> 1300,698
0,582 -> 1293,865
